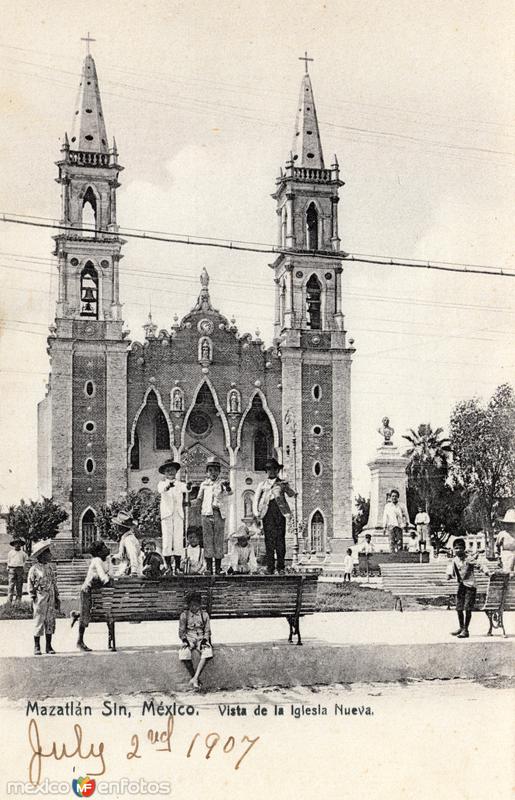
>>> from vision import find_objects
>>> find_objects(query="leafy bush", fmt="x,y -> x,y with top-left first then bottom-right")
97,489 -> 161,540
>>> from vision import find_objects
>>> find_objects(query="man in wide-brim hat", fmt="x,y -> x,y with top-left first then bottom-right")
253,457 -> 297,575
496,509 -> 515,573
7,536 -> 27,605
112,511 -> 142,575
195,456 -> 232,575
157,458 -> 190,574
27,540 -> 60,655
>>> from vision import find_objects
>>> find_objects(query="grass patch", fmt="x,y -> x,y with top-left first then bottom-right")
0,602 -> 66,620
316,582 -> 398,612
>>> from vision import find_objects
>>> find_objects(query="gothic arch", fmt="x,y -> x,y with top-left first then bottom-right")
80,506 -> 97,553
80,261 -> 99,318
128,386 -> 173,463
307,507 -> 325,551
80,184 -> 101,233
180,378 -> 231,451
235,389 -> 280,456
306,202 -> 319,250
303,272 -> 326,330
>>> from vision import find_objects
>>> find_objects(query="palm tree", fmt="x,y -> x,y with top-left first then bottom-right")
403,424 -> 453,515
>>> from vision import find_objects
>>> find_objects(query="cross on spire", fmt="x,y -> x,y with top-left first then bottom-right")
81,32 -> 96,55
299,50 -> 314,73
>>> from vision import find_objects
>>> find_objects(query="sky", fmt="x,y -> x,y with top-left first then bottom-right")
0,0 -> 514,508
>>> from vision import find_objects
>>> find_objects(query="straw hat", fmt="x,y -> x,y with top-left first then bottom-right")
9,537 -> 25,547
498,509 -> 515,527
111,511 -> 136,529
32,539 -> 53,559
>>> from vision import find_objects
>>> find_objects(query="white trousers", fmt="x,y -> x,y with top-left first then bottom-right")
161,513 -> 185,557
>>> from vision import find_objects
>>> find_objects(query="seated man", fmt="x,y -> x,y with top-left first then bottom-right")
228,522 -> 258,575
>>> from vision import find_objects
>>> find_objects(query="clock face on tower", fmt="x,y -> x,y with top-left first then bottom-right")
197,318 -> 214,335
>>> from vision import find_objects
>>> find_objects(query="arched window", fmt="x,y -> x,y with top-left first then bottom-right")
130,432 -> 140,469
254,429 -> 270,471
306,203 -> 318,250
81,509 -> 97,553
82,186 -> 97,236
155,408 -> 170,450
242,490 -> 255,520
306,275 -> 322,330
80,262 -> 99,318
311,510 -> 324,552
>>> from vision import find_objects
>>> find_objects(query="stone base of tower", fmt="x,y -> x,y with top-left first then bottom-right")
327,537 -> 355,555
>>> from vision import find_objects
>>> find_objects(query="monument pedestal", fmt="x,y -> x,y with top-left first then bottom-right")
361,445 -> 409,553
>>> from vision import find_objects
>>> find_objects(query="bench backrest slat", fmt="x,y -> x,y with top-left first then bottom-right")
86,574 -> 318,622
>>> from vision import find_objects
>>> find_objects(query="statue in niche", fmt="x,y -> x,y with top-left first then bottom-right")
228,389 -> 241,414
171,387 -> 184,412
378,416 -> 394,446
198,336 -> 212,363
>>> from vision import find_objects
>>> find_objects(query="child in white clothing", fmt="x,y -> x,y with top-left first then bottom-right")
343,548 -> 353,582
181,531 -> 206,575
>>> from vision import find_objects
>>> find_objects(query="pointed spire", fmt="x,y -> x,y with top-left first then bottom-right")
70,53 -> 108,152
290,70 -> 324,169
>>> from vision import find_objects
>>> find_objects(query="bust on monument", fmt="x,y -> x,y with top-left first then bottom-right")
378,416 -> 394,446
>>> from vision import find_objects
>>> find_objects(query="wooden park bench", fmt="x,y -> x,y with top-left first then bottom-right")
55,564 -> 319,650
380,562 -> 491,612
482,572 -> 515,637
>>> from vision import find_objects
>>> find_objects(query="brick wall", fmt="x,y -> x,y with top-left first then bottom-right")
72,352 -> 107,538
301,363 -> 334,540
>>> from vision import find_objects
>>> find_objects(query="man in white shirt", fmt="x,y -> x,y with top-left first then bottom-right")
157,459 -> 190,574
195,457 -> 232,575
496,509 -> 515,572
414,506 -> 430,550
383,489 -> 409,552
7,537 -> 28,604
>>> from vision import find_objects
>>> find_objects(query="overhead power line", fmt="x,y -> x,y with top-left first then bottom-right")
1,213 -> 514,278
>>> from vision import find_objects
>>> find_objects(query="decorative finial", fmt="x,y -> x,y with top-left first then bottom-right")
143,310 -> 157,339
81,32 -> 96,55
200,267 -> 209,288
298,50 -> 314,74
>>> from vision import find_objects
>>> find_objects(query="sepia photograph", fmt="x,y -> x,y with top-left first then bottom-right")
0,1 -> 513,797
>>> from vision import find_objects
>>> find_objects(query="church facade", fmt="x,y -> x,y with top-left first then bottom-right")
37,53 -> 355,556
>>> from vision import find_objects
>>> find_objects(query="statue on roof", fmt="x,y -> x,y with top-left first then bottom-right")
191,268 -> 213,313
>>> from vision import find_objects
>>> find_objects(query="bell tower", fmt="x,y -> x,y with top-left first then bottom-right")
42,45 -> 129,551
272,56 -> 355,551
